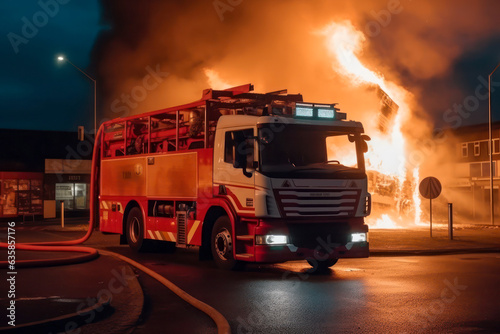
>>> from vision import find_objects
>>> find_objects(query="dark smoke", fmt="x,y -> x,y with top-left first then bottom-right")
90,0 -> 500,223
92,0 -> 500,124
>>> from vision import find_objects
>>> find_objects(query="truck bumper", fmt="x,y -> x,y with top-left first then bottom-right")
253,241 -> 369,263
250,219 -> 369,263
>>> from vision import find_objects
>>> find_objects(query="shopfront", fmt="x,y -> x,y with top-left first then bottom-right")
44,159 -> 91,218
0,172 -> 44,218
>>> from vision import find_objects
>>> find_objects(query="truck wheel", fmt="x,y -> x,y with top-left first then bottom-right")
307,258 -> 338,273
211,216 -> 243,270
126,207 -> 149,252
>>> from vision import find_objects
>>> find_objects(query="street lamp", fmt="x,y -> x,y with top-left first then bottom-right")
57,55 -> 97,136
489,62 -> 500,226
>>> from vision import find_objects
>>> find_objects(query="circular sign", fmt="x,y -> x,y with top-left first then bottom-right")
419,177 -> 442,200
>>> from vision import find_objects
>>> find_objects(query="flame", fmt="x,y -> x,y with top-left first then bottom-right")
204,68 -> 234,89
321,21 -> 384,88
413,167 -> 423,225
319,21 -> 407,179
319,20 -> 421,228
204,21 -> 424,229
372,214 -> 403,229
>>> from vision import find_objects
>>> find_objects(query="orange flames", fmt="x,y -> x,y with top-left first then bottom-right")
204,68 -> 235,90
205,20 -> 423,229
319,20 -> 422,229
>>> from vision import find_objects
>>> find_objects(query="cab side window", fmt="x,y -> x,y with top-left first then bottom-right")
224,129 -> 254,164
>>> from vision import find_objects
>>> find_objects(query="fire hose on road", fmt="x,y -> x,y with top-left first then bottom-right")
0,127 -> 230,334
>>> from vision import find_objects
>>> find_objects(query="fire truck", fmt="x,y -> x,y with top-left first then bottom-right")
93,84 -> 371,270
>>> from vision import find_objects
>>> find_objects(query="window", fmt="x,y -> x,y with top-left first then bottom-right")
3,179 -> 18,215
126,118 -> 149,155
103,122 -> 125,157
55,183 -> 89,211
493,139 -> 500,155
474,142 -> 480,156
470,163 -> 481,177
257,124 -> 364,178
224,129 -> 254,164
470,162 -> 496,178
461,143 -> 468,157
482,162 -> 496,177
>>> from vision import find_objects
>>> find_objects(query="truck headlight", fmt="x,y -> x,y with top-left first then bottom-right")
351,232 -> 367,243
256,235 -> 288,245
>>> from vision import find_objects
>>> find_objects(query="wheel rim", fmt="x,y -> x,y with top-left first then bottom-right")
129,217 -> 140,243
215,228 -> 232,260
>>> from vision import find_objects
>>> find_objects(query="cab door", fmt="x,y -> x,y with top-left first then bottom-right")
213,128 -> 256,216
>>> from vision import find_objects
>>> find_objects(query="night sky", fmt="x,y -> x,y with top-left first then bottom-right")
0,0 -> 101,131
1,1 -> 499,133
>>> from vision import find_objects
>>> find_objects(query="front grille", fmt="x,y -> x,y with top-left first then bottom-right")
288,223 -> 350,248
274,189 -> 360,218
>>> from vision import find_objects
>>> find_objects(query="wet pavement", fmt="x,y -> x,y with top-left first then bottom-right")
0,218 -> 498,333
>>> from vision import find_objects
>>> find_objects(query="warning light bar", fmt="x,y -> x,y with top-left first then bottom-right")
294,103 -> 346,120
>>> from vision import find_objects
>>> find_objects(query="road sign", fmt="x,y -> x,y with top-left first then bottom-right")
419,177 -> 442,238
419,177 -> 441,199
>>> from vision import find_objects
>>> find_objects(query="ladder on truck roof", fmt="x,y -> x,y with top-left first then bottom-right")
205,84 -> 303,115
101,84 -> 304,157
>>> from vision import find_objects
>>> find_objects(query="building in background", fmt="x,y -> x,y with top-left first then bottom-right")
0,172 -> 44,219
0,129 -> 93,220
448,122 -> 500,219
44,159 -> 91,218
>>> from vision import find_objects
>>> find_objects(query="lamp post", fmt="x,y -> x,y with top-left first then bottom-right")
488,62 -> 500,226
57,55 -> 97,136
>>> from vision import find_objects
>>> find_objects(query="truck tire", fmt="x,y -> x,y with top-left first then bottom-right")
307,258 -> 338,273
211,216 -> 243,270
126,207 -> 149,252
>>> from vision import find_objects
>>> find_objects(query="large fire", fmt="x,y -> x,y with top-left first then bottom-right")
204,20 -> 424,229
319,20 -> 422,228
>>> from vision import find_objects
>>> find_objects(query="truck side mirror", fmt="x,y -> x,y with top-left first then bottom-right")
232,131 -> 253,178
360,134 -> 370,153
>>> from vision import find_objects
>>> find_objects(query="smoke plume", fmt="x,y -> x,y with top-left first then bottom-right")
91,0 -> 500,222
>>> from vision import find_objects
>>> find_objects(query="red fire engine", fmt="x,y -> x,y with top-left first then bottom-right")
93,84 -> 371,270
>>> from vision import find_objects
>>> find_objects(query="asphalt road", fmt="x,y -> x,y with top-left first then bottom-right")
5,229 -> 500,333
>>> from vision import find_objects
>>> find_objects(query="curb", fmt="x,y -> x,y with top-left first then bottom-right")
370,247 -> 500,257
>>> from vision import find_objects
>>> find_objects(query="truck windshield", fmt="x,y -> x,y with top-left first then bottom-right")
258,124 -> 366,179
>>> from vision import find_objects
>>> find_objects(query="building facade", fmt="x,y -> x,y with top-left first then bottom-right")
0,172 -> 44,219
448,122 -> 500,219
44,159 -> 91,218
0,129 -> 93,220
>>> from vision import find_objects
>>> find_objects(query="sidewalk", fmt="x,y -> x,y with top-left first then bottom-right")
3,217 -> 500,253
369,223 -> 500,255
